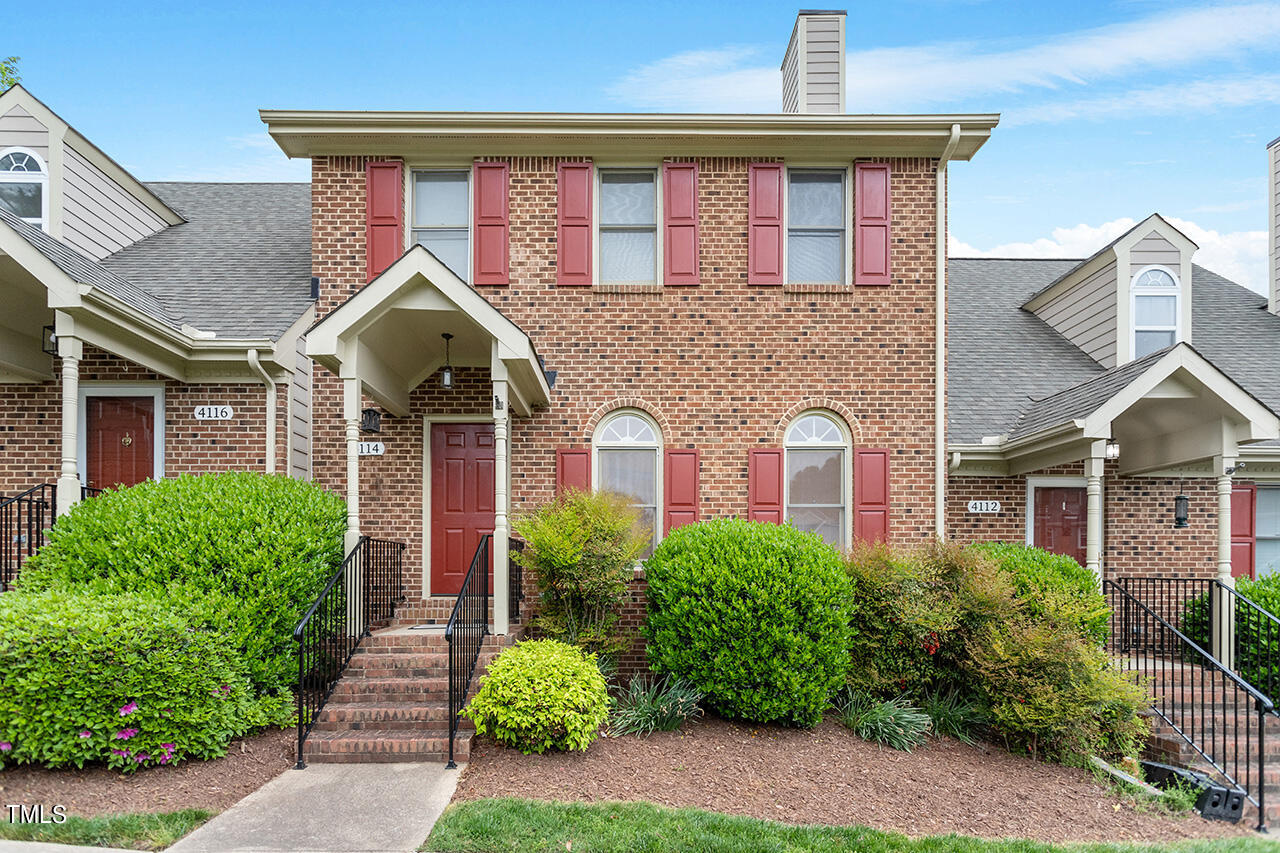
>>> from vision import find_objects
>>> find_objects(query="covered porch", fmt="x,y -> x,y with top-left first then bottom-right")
305,246 -> 551,635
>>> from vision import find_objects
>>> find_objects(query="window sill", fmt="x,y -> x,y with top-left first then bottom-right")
783,283 -> 853,294
593,283 -> 665,294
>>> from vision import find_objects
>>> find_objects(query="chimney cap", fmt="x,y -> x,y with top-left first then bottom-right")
797,9 -> 847,14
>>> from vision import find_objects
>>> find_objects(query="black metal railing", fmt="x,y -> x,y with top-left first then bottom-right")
508,537 -> 525,625
446,533 -> 491,769
1107,579 -> 1273,831
293,535 -> 406,769
0,484 -> 56,592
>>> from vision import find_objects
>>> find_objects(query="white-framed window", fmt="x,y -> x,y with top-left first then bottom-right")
0,147 -> 48,231
597,169 -> 658,285
784,410 -> 850,547
411,169 -> 470,281
593,410 -> 662,555
787,168 -> 846,285
1257,486 -> 1280,579
1131,265 -> 1180,359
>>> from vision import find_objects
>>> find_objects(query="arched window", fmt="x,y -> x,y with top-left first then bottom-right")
1131,265 -> 1180,359
593,410 -> 662,555
785,411 -> 850,547
0,147 -> 48,231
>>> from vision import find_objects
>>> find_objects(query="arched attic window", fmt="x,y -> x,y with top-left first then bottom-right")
0,147 -> 48,231
1131,266 -> 1180,359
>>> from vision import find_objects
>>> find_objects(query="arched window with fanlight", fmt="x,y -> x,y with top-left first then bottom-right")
784,410 -> 851,547
1131,265 -> 1181,359
593,410 -> 662,556
0,147 -> 48,231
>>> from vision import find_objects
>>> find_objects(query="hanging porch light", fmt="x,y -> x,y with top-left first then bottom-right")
441,333 -> 454,390
1174,494 -> 1190,529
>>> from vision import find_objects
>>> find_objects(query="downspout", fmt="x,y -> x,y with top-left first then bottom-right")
247,349 -> 278,476
935,124 -> 961,538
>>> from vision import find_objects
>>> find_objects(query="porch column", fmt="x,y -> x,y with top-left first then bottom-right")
55,329 -> 83,517
492,371 -> 511,636
342,376 -> 362,554
1085,446 -> 1105,584
1213,454 -> 1236,667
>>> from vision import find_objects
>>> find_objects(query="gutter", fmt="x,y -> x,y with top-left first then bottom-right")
935,124 -> 961,538
247,349 -> 278,476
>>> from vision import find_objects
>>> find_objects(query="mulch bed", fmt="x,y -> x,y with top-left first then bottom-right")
455,717 -> 1255,845
0,728 -> 294,818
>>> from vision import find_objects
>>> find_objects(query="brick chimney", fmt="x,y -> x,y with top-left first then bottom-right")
781,10 -> 846,114
1270,135 -> 1279,313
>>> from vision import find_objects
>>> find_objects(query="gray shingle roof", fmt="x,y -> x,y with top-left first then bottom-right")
0,208 -> 180,328
949,258 -> 1280,444
101,182 -> 312,339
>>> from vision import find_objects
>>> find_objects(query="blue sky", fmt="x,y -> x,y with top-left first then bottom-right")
9,0 -> 1279,291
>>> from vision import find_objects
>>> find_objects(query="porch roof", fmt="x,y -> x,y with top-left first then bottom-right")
305,245 -> 552,418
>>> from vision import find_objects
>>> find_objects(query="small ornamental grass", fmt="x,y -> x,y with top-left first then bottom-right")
462,639 -> 610,754
920,689 -> 987,745
609,676 -> 703,737
834,690 -> 931,752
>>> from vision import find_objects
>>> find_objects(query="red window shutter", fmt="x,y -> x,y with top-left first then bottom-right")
557,162 -> 593,286
854,448 -> 891,542
556,448 -> 591,496
662,162 -> 700,286
366,161 -> 404,282
854,162 -> 892,286
1231,483 -> 1257,579
473,161 -> 509,285
747,449 -> 785,523
664,449 -> 700,533
747,163 -> 784,285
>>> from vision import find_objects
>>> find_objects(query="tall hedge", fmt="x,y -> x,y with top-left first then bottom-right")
18,473 -> 346,693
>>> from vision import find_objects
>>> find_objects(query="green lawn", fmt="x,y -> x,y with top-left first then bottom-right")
0,809 -> 211,850
423,799 -> 1267,853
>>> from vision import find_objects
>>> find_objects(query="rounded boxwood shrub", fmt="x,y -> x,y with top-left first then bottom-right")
18,472 -> 345,693
643,519 -> 854,727
0,590 -> 254,771
462,639 -> 609,754
971,542 -> 1108,645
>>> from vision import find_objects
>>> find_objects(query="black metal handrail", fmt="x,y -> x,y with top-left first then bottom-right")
509,537 -> 525,625
1106,579 -> 1273,831
0,484 -> 56,592
293,535 -> 405,769
446,533 -> 491,769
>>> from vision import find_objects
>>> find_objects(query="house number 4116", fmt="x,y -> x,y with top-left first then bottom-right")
193,405 -> 234,420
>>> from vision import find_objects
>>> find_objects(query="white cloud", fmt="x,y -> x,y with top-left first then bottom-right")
1007,74 -> 1280,125
950,217 -> 1269,294
607,3 -> 1280,113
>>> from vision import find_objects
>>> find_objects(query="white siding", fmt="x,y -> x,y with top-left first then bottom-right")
290,338 -> 313,481
781,34 -> 800,113
802,16 -> 843,113
61,144 -> 167,259
1033,260 -> 1119,368
1270,140 -> 1279,314
0,105 -> 49,162
1130,231 -> 1181,270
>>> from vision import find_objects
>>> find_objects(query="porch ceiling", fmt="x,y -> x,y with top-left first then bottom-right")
0,256 -> 56,381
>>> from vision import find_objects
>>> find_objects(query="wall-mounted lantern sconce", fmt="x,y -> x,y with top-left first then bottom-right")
360,408 -> 382,434
1173,494 -> 1190,529
1105,440 -> 1120,460
441,333 -> 454,390
41,325 -> 57,356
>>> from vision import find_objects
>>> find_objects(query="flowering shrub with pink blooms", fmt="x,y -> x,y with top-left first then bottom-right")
0,590 -> 255,771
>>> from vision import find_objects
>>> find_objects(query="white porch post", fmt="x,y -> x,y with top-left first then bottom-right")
342,376 -> 362,554
492,356 -> 511,636
1085,443 -> 1105,584
1213,453 -> 1236,667
55,323 -> 83,517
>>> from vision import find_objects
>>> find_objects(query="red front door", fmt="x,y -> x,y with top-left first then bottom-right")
1033,486 -> 1086,566
430,423 -> 495,596
86,396 -> 155,490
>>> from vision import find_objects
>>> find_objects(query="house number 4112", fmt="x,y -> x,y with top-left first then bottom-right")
193,405 -> 234,420
966,500 -> 1002,514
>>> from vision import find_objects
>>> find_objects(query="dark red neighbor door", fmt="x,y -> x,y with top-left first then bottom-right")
1231,483 -> 1256,579
430,423 -> 495,596
1033,486 -> 1086,566
86,396 -> 155,490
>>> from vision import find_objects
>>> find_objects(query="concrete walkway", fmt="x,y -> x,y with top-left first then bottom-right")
166,762 -> 461,853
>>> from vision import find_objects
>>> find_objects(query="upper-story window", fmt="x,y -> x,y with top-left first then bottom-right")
788,169 -> 845,284
784,410 -> 850,547
593,410 -> 661,555
412,170 -> 470,281
1131,266 -> 1180,359
0,147 -> 48,231
599,170 -> 658,285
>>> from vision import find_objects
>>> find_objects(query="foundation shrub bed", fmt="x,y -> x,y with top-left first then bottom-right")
609,675 -> 703,737
643,519 -> 854,727
463,639 -> 610,754
18,472 -> 346,694
972,542 -> 1109,645
0,591 -> 255,771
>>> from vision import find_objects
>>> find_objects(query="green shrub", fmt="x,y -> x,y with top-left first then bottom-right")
0,591 -> 257,771
644,519 -> 854,727
609,676 -> 702,737
462,639 -> 610,754
972,542 -> 1108,645
1183,574 -> 1280,694
513,490 -> 648,662
834,690 -> 930,752
920,689 -> 986,745
18,473 -> 345,694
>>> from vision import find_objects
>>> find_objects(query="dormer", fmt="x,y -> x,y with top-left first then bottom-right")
1022,214 -> 1196,368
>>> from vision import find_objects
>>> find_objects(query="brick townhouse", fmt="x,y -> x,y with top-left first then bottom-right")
2,12 -> 1280,631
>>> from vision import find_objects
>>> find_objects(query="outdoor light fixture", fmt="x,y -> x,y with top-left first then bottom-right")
360,408 -> 381,434
441,333 -> 454,390
1174,494 -> 1190,529
41,325 -> 56,356
1105,440 -> 1120,460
